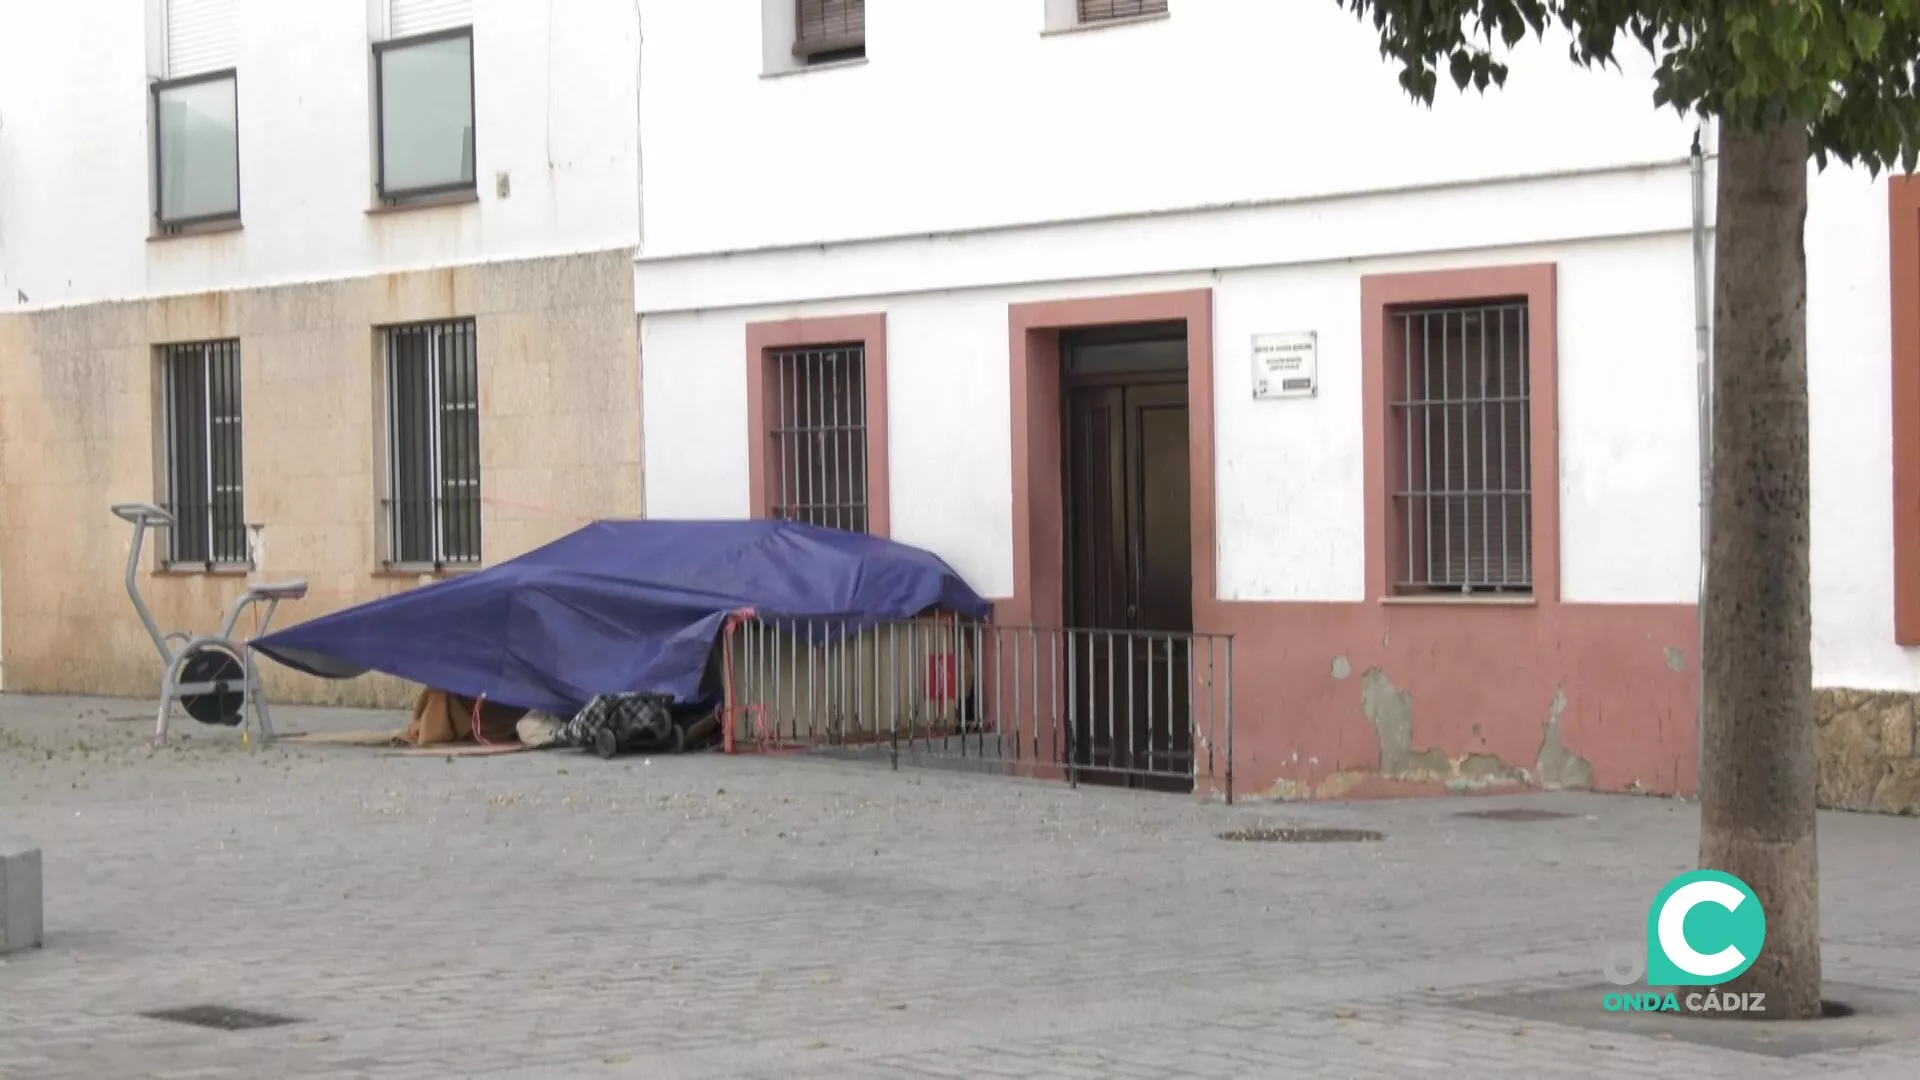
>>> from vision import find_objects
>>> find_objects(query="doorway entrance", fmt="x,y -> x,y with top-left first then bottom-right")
1060,321 -> 1194,792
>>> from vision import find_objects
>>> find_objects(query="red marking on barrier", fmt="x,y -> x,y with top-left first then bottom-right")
721,611 -> 813,756
470,693 -> 498,747
926,653 -> 958,705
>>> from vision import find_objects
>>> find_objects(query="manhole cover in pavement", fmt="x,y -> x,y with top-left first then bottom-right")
1456,808 -> 1575,822
141,1005 -> 300,1031
1217,826 -> 1384,843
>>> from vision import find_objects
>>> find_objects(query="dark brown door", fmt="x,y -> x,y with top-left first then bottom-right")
1064,379 -> 1194,791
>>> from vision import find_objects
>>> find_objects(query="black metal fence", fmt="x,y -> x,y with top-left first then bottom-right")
768,343 -> 868,533
161,339 -> 246,567
385,318 -> 481,567
720,615 -> 1235,800
1387,300 -> 1533,595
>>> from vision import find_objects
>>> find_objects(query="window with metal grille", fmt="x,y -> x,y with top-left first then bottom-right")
1078,0 -> 1168,23
794,0 -> 864,62
161,340 -> 247,567
385,319 -> 481,566
769,344 -> 869,532
1387,300 -> 1532,594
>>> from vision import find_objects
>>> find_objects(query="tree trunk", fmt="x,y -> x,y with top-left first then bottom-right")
1698,119 -> 1821,1019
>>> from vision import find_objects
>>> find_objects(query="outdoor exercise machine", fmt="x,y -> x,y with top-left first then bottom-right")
111,503 -> 308,746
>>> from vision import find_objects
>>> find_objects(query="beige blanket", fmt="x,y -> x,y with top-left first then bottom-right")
399,688 -> 527,747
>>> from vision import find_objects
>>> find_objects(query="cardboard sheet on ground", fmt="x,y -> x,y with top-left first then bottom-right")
277,730 -> 400,746
279,690 -> 534,754
251,519 -> 990,715
385,743 -> 528,758
276,732 -> 528,757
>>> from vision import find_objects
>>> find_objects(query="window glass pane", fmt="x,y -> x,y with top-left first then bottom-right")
378,34 -> 475,196
155,76 -> 239,224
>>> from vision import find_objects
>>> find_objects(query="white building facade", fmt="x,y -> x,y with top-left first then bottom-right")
2,0 -> 1910,807
0,0 -> 645,706
634,0 -> 1909,804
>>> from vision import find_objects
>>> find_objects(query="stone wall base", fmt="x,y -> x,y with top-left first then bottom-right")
1816,688 -> 1920,814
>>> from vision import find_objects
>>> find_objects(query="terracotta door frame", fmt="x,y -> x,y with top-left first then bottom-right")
1004,289 -> 1216,630
1891,178 -> 1920,644
744,313 -> 891,537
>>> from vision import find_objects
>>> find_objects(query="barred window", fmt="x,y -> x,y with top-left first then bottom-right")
794,0 -> 864,63
386,319 -> 480,567
1079,0 -> 1168,23
1387,300 -> 1531,594
770,344 -> 868,532
161,340 -> 247,567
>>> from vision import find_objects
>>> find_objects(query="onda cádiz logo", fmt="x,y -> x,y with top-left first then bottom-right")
1600,870 -> 1769,1015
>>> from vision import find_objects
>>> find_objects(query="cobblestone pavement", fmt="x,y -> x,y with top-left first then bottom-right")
3,694 -> 1919,1079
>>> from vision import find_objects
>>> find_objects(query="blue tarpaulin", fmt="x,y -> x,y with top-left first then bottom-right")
251,519 -> 991,714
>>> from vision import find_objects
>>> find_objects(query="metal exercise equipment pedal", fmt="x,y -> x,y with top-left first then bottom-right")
111,503 -> 309,746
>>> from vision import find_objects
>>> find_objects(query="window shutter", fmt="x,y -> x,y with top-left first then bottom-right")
390,0 -> 473,39
165,0 -> 237,78
1078,0 -> 1169,23
795,0 -> 864,51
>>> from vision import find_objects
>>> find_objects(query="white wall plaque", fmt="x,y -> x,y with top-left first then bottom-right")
1253,331 -> 1317,400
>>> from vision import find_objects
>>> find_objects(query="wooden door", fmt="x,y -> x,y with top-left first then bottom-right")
1064,379 -> 1193,790
1127,383 -> 1195,790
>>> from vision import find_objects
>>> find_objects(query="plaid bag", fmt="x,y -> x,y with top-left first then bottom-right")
554,692 -> 677,757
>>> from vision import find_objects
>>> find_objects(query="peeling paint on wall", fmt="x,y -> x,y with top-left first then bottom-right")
1535,687 -> 1597,790
1261,666 -> 1615,802
1346,667 -> 1532,791
1330,655 -> 1350,680
1665,646 -> 1686,672
1359,667 -> 1432,774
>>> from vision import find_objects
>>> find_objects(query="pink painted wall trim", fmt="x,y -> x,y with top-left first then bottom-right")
1001,276 -> 1697,801
1005,290 -> 1215,630
1889,178 -> 1920,644
744,314 -> 891,537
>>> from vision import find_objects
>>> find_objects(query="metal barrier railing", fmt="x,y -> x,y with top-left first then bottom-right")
720,615 -> 1234,801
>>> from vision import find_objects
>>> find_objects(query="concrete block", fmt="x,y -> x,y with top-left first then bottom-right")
0,840 -> 44,954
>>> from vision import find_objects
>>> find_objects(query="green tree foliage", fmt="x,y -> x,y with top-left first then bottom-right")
1335,0 -> 1920,170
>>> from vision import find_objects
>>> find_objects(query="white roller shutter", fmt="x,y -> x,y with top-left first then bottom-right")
390,0 -> 473,39
166,0 -> 237,77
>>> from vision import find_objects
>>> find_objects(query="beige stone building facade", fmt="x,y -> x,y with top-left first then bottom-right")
0,250 -> 641,708
0,0 -> 645,708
